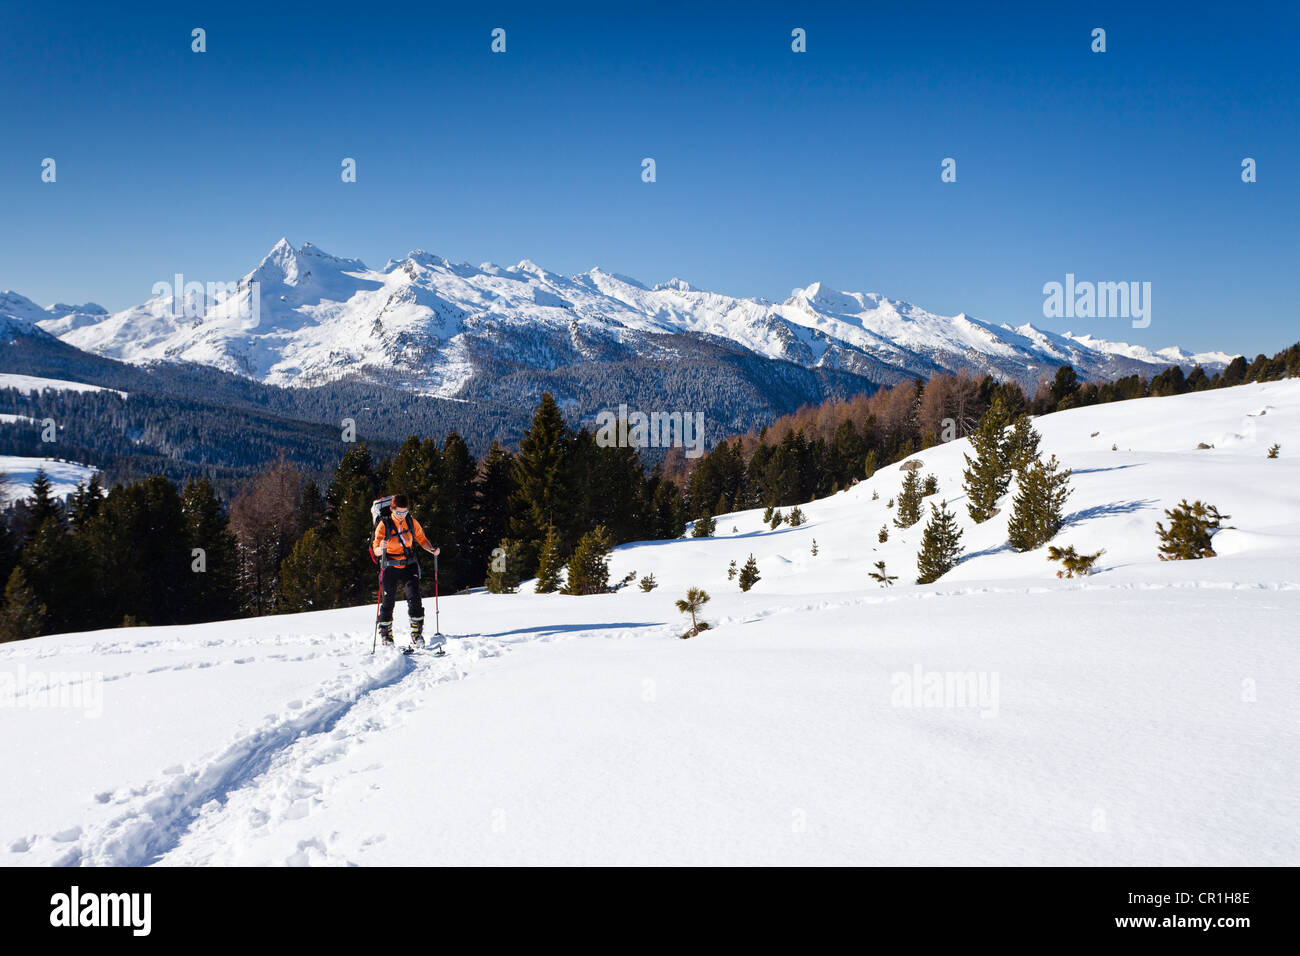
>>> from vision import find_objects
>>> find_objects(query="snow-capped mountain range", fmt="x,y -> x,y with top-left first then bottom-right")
4,239 -> 1233,398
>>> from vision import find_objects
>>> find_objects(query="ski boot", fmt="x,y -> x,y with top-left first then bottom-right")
410,616 -> 425,648
378,621 -> 395,646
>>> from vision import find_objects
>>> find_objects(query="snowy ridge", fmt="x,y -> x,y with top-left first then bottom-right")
2,380 -> 1297,865
20,240 -> 1232,396
0,456 -> 101,505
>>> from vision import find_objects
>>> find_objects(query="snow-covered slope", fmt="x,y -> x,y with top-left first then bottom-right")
0,373 -> 126,398
0,457 -> 100,505
2,380 -> 1296,866
26,240 -> 1229,396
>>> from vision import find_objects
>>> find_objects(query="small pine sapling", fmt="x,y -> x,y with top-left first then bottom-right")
638,573 -> 658,592
869,560 -> 898,587
675,587 -> 711,639
1046,545 -> 1105,578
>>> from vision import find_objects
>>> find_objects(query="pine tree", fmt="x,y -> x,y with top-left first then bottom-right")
878,524 -> 888,543
675,586 -> 711,639
1002,415 -> 1042,475
82,476 -> 190,628
181,479 -> 239,623
296,479 -> 326,533
562,525 -> 614,595
962,399 -> 1011,523
1049,365 -> 1080,409
388,436 -> 442,531
915,501 -> 964,584
638,573 -> 657,592
485,538 -> 523,593
691,512 -> 716,537
650,477 -> 686,540
1267,443 -> 1280,459
810,539 -> 819,556
0,566 -> 47,641
788,506 -> 806,527
769,509 -> 784,529
69,474 -> 105,531
727,558 -> 737,580
278,528 -> 336,611
471,442 -> 515,582
23,468 -> 60,542
894,469 -> 923,528
1007,453 -> 1073,552
1156,499 -> 1227,560
534,525 -> 564,593
0,510 -> 16,591
868,560 -> 897,587
738,554 -> 760,592
761,505 -> 775,525
321,445 -> 379,609
585,440 -> 648,544
509,393 -> 576,574
434,432 -> 478,593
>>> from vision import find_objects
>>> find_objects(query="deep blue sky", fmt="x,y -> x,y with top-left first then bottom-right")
2,0 -> 1296,355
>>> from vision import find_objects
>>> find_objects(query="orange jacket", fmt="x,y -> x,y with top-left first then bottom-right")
373,513 -> 433,566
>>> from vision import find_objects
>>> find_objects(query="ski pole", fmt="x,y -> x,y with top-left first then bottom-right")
432,551 -> 447,657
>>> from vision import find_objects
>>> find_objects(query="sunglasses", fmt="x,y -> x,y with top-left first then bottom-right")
392,508 -> 409,517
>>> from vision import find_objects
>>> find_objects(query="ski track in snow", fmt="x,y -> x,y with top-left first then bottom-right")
9,622 -> 665,867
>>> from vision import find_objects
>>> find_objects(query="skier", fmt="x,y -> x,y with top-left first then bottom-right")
372,494 -> 440,647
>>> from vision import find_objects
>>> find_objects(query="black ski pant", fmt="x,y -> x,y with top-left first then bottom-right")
378,563 -> 422,624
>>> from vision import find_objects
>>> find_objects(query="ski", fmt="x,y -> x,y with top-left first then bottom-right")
402,639 -> 448,656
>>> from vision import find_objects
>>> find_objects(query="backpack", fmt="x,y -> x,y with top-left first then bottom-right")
368,496 -> 416,571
